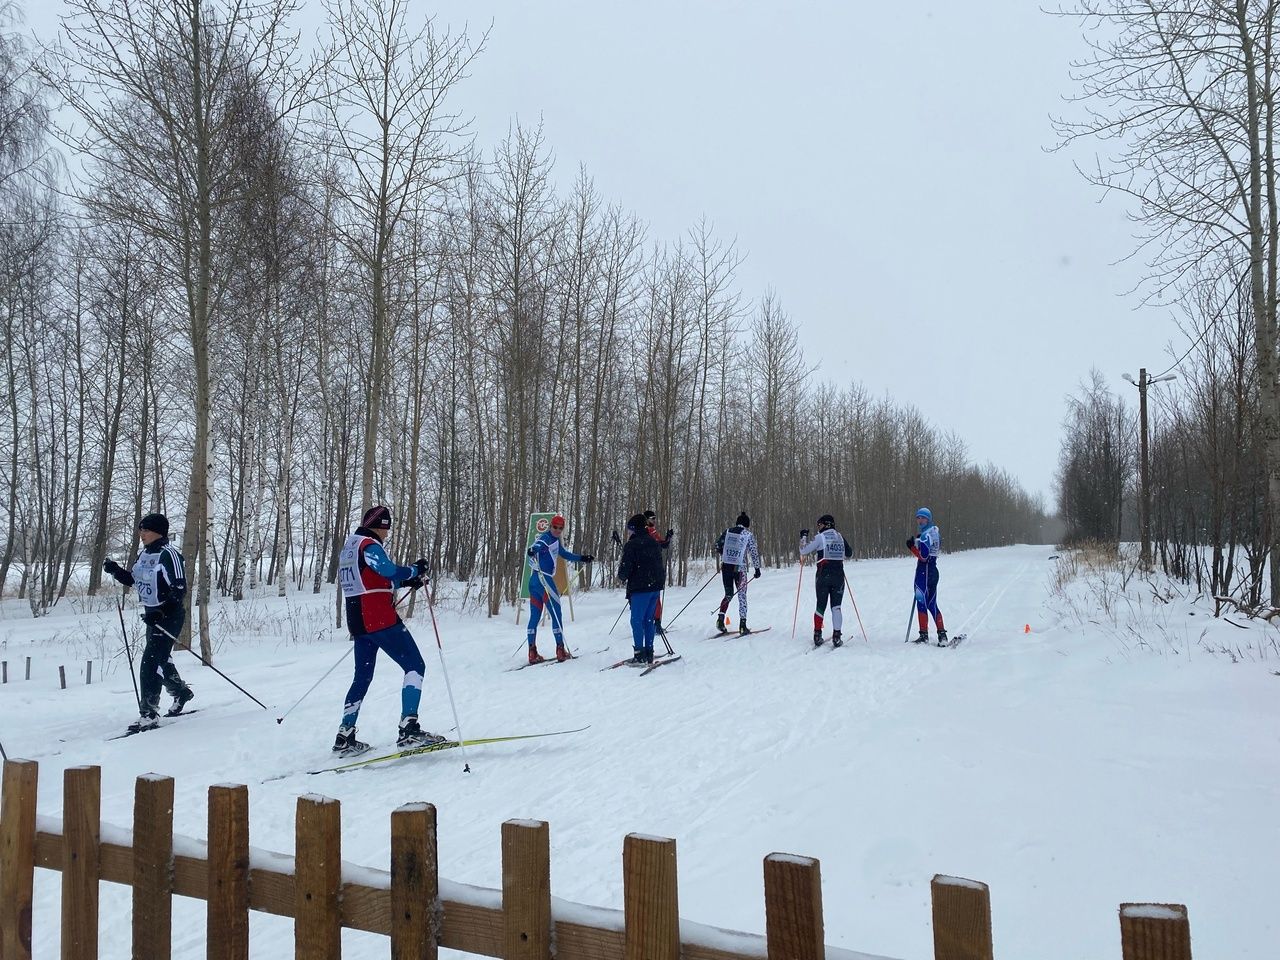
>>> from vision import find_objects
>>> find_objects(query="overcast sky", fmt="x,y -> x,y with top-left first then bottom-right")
22,0 -> 1178,506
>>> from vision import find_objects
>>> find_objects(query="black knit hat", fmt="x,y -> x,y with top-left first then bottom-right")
818,514 -> 835,528
736,512 -> 750,528
626,513 -> 647,534
139,513 -> 169,537
361,505 -> 392,529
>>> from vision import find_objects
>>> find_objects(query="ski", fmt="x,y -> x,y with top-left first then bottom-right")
506,654 -> 576,672
640,654 -> 682,676
717,627 -> 773,640
308,725 -> 591,774
942,633 -> 966,648
600,651 -> 677,671
107,709 -> 201,740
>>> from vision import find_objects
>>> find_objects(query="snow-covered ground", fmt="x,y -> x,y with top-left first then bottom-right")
2,544 -> 1277,959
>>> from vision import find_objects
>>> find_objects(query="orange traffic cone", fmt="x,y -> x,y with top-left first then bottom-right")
1024,624 -> 1031,634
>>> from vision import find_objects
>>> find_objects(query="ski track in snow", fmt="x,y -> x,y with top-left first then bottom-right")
2,544 -> 1278,959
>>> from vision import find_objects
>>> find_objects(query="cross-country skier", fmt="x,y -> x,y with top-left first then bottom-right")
618,513 -> 666,664
643,509 -> 674,633
332,505 -> 441,755
525,514 -> 594,664
907,506 -> 947,644
799,514 -> 854,647
715,512 -> 760,635
103,512 -> 195,733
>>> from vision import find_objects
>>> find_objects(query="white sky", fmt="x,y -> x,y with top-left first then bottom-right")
22,0 -> 1180,506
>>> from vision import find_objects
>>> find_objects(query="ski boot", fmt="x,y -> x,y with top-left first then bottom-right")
738,620 -> 751,636
626,648 -> 647,667
715,612 -> 726,633
936,629 -> 949,647
813,628 -> 824,647
127,712 -> 160,734
165,685 -> 195,717
397,716 -> 447,748
528,646 -> 546,665
332,725 -> 370,756
643,646 -> 655,664
914,630 -> 929,644
831,630 -> 843,648
555,644 -> 572,662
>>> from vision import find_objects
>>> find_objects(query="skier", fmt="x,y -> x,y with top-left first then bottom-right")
333,505 -> 440,755
643,509 -> 674,633
715,512 -> 760,635
799,514 -> 854,647
525,514 -> 594,663
103,512 -> 195,733
617,513 -> 665,664
907,506 -> 947,644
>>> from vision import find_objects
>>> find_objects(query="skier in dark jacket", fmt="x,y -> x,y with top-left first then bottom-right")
103,513 -> 194,733
618,513 -> 665,664
642,509 -> 674,631
799,514 -> 853,647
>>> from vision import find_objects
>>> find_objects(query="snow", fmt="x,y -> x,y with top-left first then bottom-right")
1120,904 -> 1186,921
4,545 -> 1277,959
932,875 -> 986,891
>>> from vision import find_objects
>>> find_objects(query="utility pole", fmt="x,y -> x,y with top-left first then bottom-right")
1123,369 -> 1177,571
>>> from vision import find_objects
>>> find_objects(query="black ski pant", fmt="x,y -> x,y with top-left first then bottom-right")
139,608 -> 189,715
718,564 -> 747,620
814,563 -> 844,631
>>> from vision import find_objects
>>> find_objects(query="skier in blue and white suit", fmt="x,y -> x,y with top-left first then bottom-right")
525,514 -> 593,664
907,507 -> 947,644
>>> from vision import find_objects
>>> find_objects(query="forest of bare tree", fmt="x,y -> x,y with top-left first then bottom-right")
0,0 -> 1048,643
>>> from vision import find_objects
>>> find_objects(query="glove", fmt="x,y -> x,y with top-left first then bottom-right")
753,568 -> 761,579
413,558 -> 429,577
800,528 -> 809,539
103,558 -> 123,576
611,530 -> 622,546
665,528 -> 674,541
579,554 -> 594,563
402,575 -> 426,590
906,537 -> 915,550
141,607 -> 160,625
527,545 -> 537,557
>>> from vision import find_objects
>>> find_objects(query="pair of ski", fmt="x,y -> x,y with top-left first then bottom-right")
306,725 -> 591,775
712,627 -> 773,640
507,646 -> 613,672
600,651 -> 682,676
908,634 -> 966,648
107,708 -> 201,740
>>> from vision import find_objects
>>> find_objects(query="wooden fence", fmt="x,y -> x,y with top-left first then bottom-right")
0,759 -> 1193,960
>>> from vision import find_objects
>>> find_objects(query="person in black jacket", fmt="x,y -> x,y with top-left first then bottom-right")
103,513 -> 194,732
617,512 -> 665,665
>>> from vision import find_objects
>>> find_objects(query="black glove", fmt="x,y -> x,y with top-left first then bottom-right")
402,575 -> 426,590
413,557 -> 429,577
800,529 -> 809,539
527,545 -> 538,557
141,607 -> 160,625
579,554 -> 594,563
103,558 -> 123,576
665,528 -> 674,541
611,530 -> 622,546
906,537 -> 915,550
753,568 -> 761,579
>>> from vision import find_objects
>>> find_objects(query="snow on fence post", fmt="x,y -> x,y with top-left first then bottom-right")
207,784 -> 250,960
623,834 -> 680,960
62,765 -> 102,960
296,794 -> 342,960
502,819 -> 552,960
133,774 -> 175,960
1119,904 -> 1192,960
763,853 -> 825,960
1,758 -> 38,960
930,875 -> 994,960
390,802 -> 438,960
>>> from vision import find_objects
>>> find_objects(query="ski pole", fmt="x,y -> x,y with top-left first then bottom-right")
115,590 -> 142,711
152,622 -> 269,709
0,740 -> 6,761
608,599 -> 629,634
422,581 -> 472,773
903,596 -> 918,643
790,556 -> 805,641
276,646 -> 352,724
665,568 -> 719,628
842,573 -> 870,644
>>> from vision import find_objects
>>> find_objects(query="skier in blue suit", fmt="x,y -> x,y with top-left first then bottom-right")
525,514 -> 593,664
907,506 -> 947,644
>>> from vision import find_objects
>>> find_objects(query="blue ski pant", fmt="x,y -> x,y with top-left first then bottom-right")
527,573 -> 565,647
914,563 -> 943,628
629,590 -> 660,652
341,623 -> 425,727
